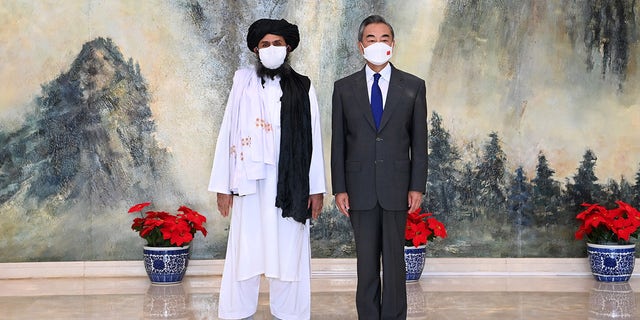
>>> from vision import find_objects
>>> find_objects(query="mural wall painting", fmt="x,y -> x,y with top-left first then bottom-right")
0,1 -> 639,261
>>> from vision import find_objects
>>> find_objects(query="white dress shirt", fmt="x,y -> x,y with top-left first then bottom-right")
365,63 -> 391,109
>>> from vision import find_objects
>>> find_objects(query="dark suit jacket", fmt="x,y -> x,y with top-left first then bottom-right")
331,64 -> 428,211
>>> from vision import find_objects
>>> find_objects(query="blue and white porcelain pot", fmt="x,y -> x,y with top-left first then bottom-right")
404,245 -> 427,282
587,243 -> 636,282
143,245 -> 190,284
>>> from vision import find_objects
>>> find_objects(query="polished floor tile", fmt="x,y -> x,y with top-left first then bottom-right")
0,275 -> 639,319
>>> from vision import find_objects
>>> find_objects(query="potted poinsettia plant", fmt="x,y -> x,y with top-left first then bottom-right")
575,200 -> 640,282
128,202 -> 208,247
404,208 -> 447,282
127,202 -> 208,284
405,208 -> 447,248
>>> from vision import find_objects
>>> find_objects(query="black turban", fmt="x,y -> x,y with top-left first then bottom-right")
246,18 -> 300,51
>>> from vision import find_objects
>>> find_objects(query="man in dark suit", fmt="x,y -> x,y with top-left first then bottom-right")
331,15 -> 428,320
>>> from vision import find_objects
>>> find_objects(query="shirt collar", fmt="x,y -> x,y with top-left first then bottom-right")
365,63 -> 392,82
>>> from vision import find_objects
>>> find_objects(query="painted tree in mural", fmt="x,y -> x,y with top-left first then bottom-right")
564,149 -> 602,210
619,177 -> 635,204
476,132 -> 508,216
532,152 -> 559,203
634,166 -> 640,208
507,167 -> 533,227
0,132 -> 17,203
604,179 -> 621,205
603,177 -> 634,207
531,152 -> 561,224
420,111 -> 640,257
310,210 -> 354,258
457,162 -> 477,218
425,111 -> 460,219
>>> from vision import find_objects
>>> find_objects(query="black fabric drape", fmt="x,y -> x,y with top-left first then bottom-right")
275,69 -> 312,224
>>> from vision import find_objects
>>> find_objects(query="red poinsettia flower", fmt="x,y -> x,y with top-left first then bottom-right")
129,202 -> 152,214
411,229 -> 430,247
405,208 -> 447,247
178,205 -> 208,237
140,218 -> 164,237
160,218 -> 194,246
575,224 -> 591,240
616,226 -> 636,242
585,215 -> 606,229
127,202 -> 208,247
132,217 -> 146,229
575,201 -> 640,245
405,223 -> 418,241
406,219 -> 432,247
427,217 -> 447,238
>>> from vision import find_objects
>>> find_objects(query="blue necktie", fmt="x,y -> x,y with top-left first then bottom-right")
371,73 -> 383,130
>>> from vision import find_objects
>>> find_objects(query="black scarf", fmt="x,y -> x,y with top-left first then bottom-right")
275,68 -> 312,224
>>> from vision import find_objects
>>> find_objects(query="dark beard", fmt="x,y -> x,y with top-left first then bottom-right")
255,57 -> 291,81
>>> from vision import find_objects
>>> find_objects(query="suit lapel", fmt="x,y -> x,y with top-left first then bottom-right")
379,65 -> 402,131
353,68 -> 377,131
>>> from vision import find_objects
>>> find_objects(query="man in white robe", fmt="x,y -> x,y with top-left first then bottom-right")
208,18 -> 326,320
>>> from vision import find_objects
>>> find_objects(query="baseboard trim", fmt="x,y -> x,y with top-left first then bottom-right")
0,257 -> 621,280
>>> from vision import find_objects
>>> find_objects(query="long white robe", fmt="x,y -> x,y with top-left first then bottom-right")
209,68 -> 326,319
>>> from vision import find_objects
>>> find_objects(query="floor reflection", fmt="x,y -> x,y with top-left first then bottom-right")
407,281 -> 426,319
589,282 -> 636,319
1,276 -> 640,319
144,284 -> 193,319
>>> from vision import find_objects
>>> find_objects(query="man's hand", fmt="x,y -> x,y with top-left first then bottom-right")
407,191 -> 423,213
335,192 -> 350,217
217,193 -> 233,217
308,193 -> 324,220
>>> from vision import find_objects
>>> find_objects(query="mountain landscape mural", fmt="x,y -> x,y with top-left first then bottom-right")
0,37 -> 211,261
2,38 -> 172,205
1,1 -> 640,262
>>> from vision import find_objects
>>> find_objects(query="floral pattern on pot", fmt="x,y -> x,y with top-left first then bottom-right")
405,245 -> 427,282
587,243 -> 636,282
143,246 -> 190,284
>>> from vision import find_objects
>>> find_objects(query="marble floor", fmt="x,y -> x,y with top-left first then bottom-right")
1,275 -> 639,319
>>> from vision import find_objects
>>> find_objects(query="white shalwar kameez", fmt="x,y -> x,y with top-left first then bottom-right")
209,68 -> 326,320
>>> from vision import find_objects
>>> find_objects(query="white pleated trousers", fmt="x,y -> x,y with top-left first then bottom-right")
217,181 -> 311,320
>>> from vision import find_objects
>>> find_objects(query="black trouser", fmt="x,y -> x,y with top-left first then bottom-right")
350,203 -> 407,320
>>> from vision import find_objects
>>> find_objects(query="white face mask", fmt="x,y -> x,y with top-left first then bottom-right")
361,42 -> 393,66
258,45 -> 287,69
